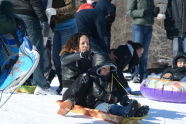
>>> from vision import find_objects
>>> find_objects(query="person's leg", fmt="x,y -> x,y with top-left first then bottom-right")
131,24 -> 145,82
109,100 -> 139,117
172,37 -> 179,57
17,14 -> 50,88
139,26 -> 152,82
132,24 -> 144,44
95,100 -> 139,117
183,38 -> 186,54
95,102 -> 112,113
52,26 -> 77,94
178,37 -> 184,54
58,73 -> 92,115
52,30 -> 62,87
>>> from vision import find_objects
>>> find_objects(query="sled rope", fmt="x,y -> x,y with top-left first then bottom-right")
111,74 -> 131,95
0,89 -> 16,109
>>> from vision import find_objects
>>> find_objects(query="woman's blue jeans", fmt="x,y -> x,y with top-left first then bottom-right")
132,24 -> 153,82
95,102 -> 128,116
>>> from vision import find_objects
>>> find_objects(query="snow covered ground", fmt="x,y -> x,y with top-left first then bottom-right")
0,77 -> 186,124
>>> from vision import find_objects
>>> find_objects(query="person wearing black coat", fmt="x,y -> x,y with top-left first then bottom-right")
58,52 -> 149,118
5,0 -> 52,95
59,33 -> 93,91
164,0 -> 186,56
75,0 -> 113,54
110,41 -> 144,91
161,53 -> 186,81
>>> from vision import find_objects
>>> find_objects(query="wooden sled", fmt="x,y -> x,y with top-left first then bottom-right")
56,100 -> 147,124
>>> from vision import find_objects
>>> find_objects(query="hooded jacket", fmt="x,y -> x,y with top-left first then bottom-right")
112,42 -> 140,87
75,0 -> 113,52
161,53 -> 186,81
164,0 -> 186,40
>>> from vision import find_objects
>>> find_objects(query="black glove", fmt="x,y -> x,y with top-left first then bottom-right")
153,7 -> 160,17
80,51 -> 93,59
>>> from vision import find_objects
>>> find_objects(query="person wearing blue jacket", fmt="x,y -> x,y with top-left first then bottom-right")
75,0 -> 113,54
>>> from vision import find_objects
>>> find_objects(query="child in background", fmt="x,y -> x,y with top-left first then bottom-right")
161,54 -> 186,81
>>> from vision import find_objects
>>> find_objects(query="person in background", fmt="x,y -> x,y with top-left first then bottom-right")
161,53 -> 186,81
46,0 -> 77,94
77,0 -> 97,12
7,0 -> 55,95
127,0 -> 160,83
110,41 -> 144,93
164,0 -> 186,57
59,33 -> 92,89
75,0 -> 113,54
77,0 -> 116,49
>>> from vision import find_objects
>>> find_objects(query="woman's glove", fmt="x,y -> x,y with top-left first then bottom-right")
80,51 -> 93,59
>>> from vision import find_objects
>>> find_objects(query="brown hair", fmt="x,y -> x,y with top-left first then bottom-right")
59,33 -> 89,56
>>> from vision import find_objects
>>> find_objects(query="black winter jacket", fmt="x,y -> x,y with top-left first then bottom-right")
8,0 -> 47,22
161,53 -> 186,81
60,52 -> 92,86
164,0 -> 186,39
75,0 -> 113,52
112,42 -> 140,87
76,72 -> 129,109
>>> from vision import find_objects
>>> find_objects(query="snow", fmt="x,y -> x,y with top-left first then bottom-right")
1,77 -> 186,124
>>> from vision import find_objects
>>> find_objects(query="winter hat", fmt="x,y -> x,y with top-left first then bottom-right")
173,53 -> 186,68
177,57 -> 186,63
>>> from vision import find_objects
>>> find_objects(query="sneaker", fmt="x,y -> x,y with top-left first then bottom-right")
134,105 -> 149,117
34,86 -> 57,95
57,99 -> 74,116
123,99 -> 139,117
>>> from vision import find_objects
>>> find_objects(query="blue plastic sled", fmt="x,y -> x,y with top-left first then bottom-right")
0,28 -> 39,92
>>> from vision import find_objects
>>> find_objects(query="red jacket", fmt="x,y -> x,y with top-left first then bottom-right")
77,3 -> 94,12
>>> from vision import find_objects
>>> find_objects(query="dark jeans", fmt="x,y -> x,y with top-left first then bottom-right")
52,26 -> 77,87
172,37 -> 186,57
17,14 -> 49,88
132,24 -> 153,82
